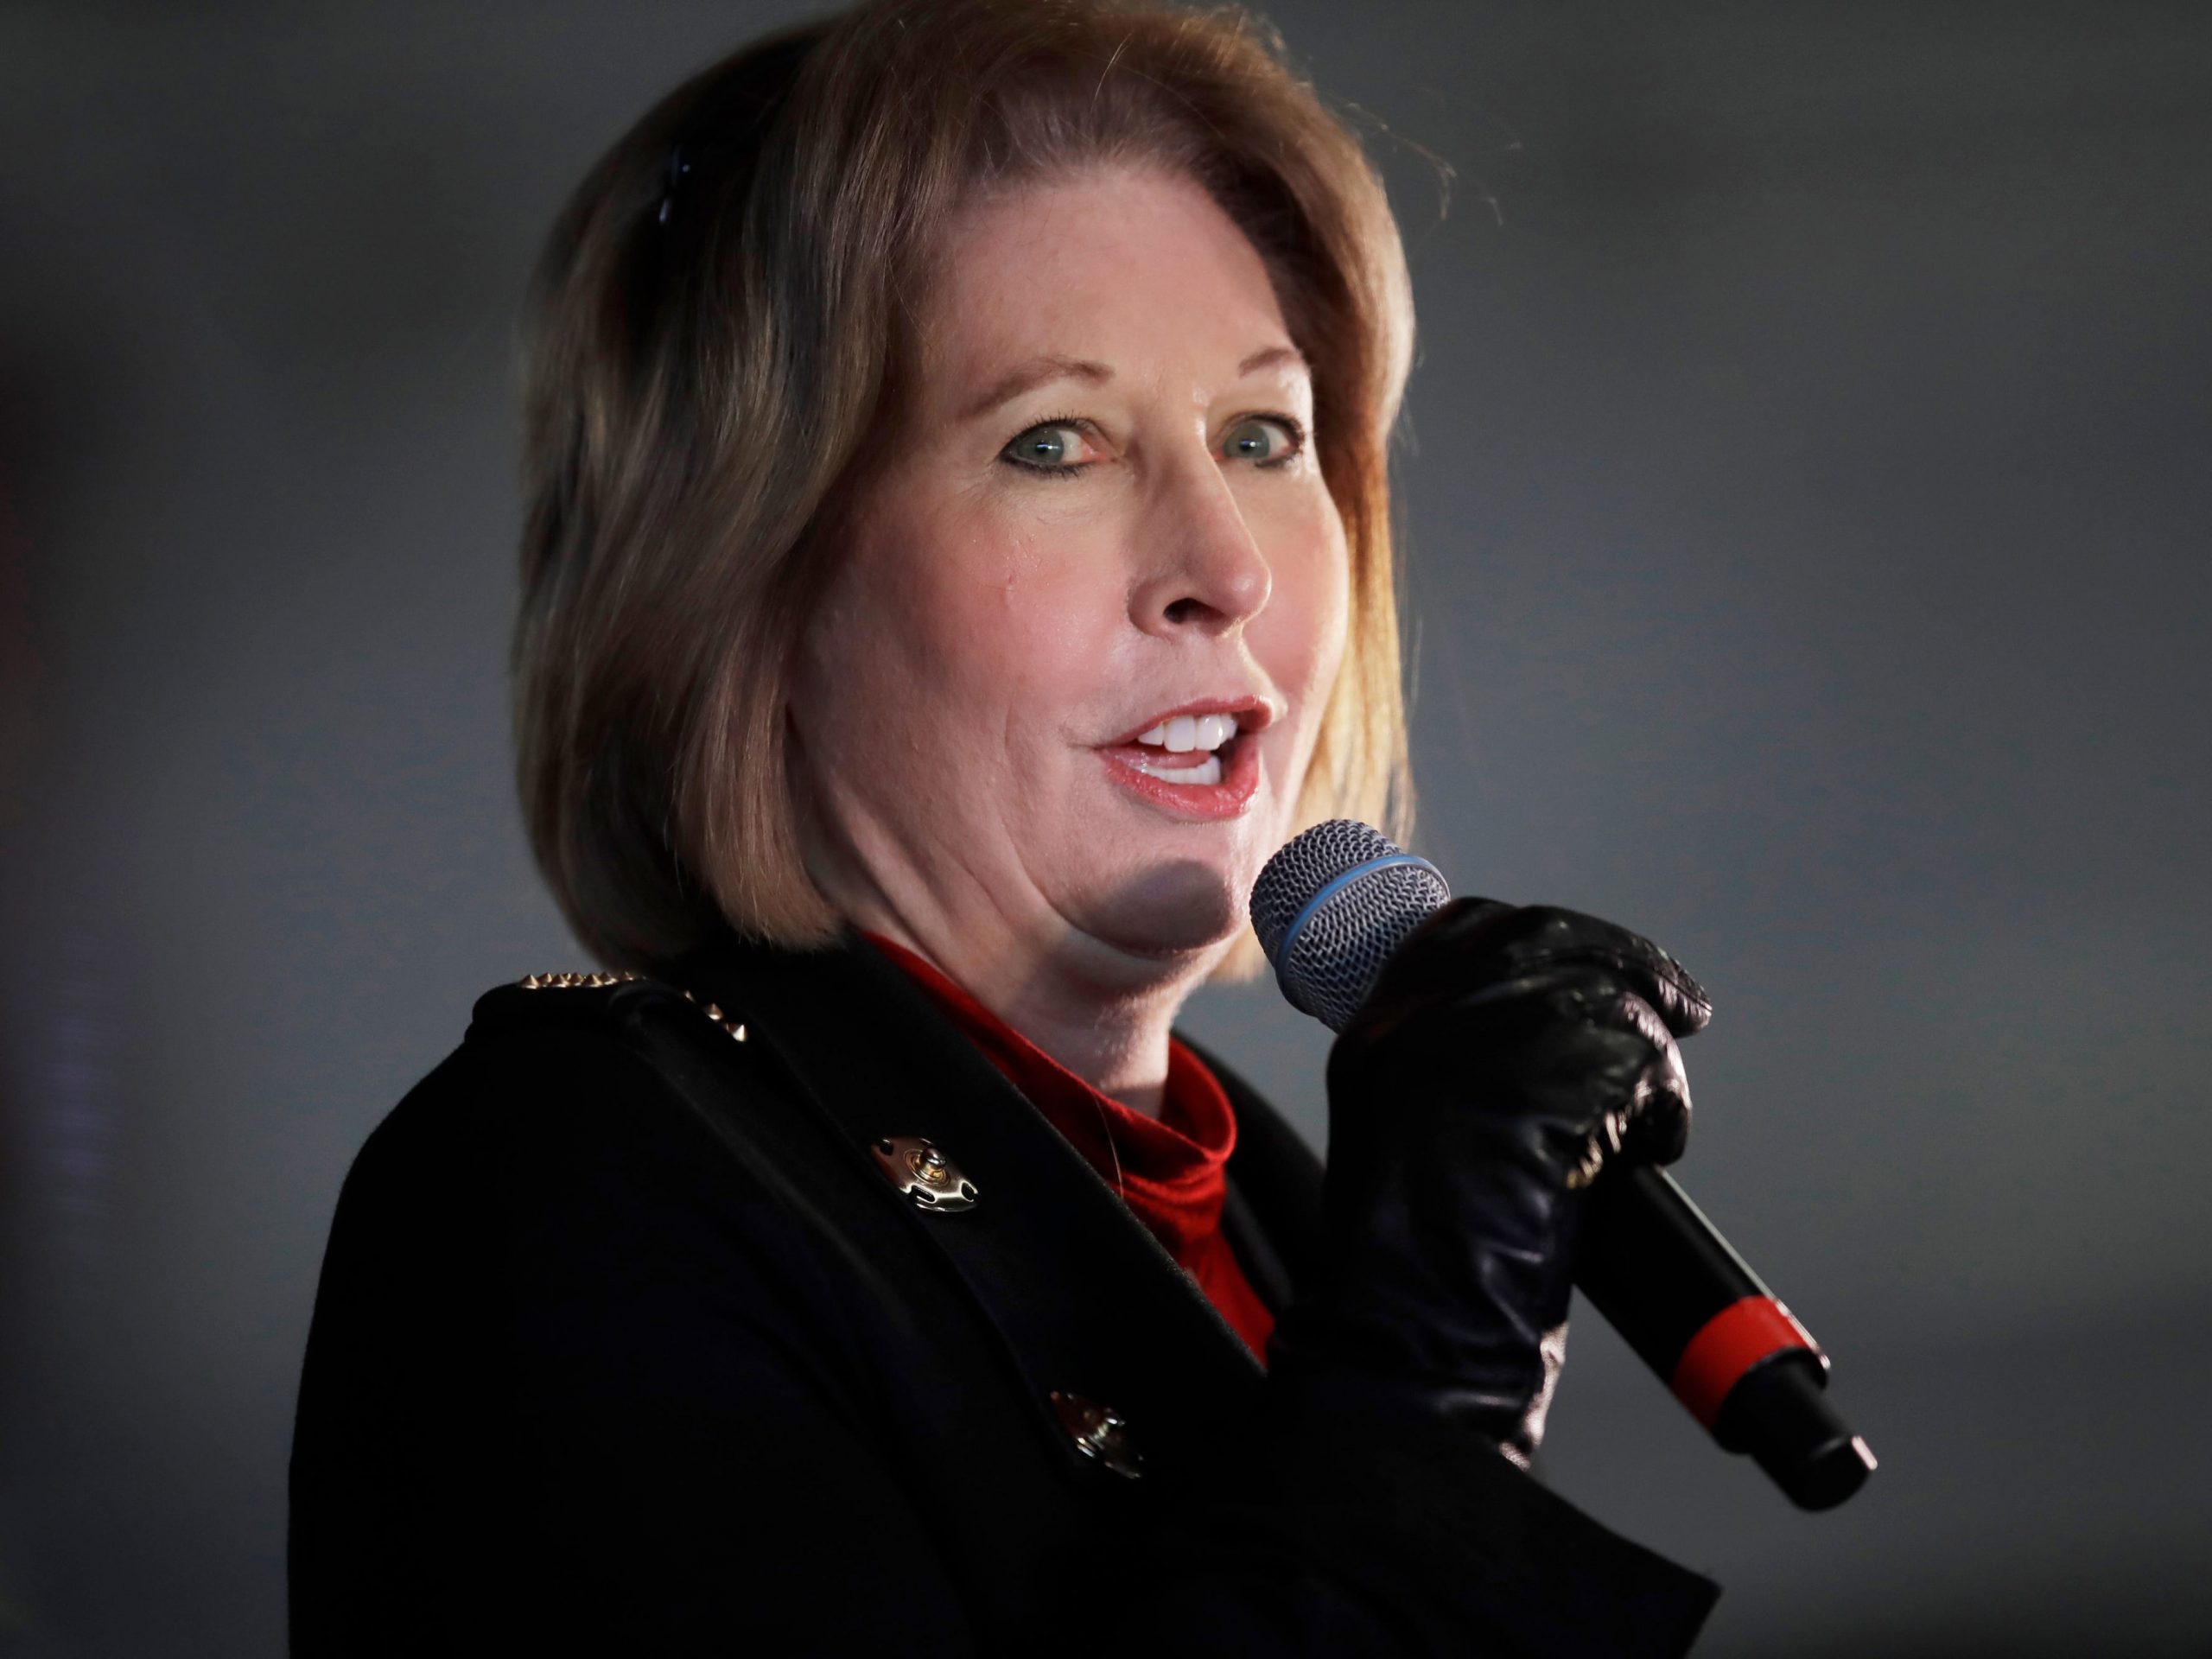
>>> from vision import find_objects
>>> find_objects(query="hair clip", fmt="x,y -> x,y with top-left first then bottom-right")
650,33 -> 815,234
656,142 -> 692,227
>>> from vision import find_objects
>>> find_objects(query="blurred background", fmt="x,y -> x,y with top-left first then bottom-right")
2,2 -> 2207,1653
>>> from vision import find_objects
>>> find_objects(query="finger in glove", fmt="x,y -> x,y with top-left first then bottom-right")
1360,898 -> 1713,1042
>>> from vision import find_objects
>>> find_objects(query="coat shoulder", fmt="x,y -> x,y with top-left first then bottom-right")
404,968 -> 769,1135
349,967 -> 800,1216
467,968 -> 753,1047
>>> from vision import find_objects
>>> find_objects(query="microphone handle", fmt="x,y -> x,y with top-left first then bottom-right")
1573,1165 -> 1876,1510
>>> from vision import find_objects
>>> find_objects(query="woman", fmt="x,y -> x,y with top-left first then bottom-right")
289,0 -> 1720,1651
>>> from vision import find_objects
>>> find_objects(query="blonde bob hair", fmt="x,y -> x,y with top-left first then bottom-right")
515,0 -> 1417,981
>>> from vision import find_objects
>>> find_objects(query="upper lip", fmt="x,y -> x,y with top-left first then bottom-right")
1104,695 -> 1277,747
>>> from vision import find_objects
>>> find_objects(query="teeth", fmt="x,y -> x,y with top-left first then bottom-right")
1128,751 -> 1223,785
1135,712 -> 1240,753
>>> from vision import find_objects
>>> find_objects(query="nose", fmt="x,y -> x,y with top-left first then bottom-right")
1129,448 -> 1273,637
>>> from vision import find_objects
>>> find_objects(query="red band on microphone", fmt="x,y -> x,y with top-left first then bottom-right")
1669,1296 -> 1821,1429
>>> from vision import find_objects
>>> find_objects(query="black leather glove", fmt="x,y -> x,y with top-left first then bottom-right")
1264,899 -> 1713,1468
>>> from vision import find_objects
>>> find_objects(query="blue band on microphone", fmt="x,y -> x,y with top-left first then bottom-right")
1275,852 -> 1446,997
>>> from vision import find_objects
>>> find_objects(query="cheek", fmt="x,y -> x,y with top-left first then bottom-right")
1258,494 -> 1352,706
803,495 -> 1116,764
928,519 -> 1120,724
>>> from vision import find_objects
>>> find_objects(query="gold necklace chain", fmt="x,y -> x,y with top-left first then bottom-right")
1090,1090 -> 1126,1200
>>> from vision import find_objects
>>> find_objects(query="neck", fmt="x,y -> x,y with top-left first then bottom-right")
863,910 -> 1197,1119
791,764 -> 1224,1119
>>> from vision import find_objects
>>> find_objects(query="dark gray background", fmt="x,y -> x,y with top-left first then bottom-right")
3,3 -> 2207,1654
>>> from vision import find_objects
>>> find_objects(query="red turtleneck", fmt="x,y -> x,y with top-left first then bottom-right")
863,932 -> 1274,1365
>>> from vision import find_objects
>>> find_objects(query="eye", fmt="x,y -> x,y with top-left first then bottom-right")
1222,415 -> 1304,468
1000,418 -> 1098,478
999,413 -> 1304,477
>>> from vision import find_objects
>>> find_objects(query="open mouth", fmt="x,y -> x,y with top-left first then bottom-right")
1108,711 -> 1243,785
1096,709 -> 1262,819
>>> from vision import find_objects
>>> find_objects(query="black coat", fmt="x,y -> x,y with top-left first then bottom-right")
288,925 -> 1719,1655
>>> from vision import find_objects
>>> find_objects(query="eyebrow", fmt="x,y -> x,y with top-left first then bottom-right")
957,343 -> 1308,423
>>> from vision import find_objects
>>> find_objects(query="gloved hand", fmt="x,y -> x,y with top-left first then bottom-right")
1264,899 -> 1713,1468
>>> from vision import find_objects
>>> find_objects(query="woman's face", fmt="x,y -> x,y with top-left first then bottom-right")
791,164 -> 1350,979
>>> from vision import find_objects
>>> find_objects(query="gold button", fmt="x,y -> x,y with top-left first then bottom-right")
1049,1390 -> 1143,1479
869,1135 -> 978,1212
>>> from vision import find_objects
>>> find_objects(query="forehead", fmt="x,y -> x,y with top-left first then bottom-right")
912,165 -> 1296,395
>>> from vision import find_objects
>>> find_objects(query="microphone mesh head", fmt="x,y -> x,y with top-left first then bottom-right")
1250,819 -> 1451,1032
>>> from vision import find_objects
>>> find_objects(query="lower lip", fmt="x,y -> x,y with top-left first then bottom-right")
1097,735 -> 1262,821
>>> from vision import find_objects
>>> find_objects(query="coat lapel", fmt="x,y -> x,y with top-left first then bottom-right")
677,926 -> 1296,1484
1182,1033 -> 1326,1317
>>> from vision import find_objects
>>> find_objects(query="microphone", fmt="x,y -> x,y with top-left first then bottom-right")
1251,819 -> 1877,1511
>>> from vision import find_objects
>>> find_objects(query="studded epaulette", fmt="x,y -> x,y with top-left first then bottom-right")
469,969 -> 750,1049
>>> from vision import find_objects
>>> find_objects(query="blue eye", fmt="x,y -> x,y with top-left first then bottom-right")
1223,416 -> 1302,467
1001,421 -> 1088,475
999,412 -> 1306,478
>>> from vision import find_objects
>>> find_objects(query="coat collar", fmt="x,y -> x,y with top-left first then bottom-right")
674,923 -> 1318,1476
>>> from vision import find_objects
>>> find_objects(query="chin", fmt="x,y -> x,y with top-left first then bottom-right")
1070,855 -> 1246,963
